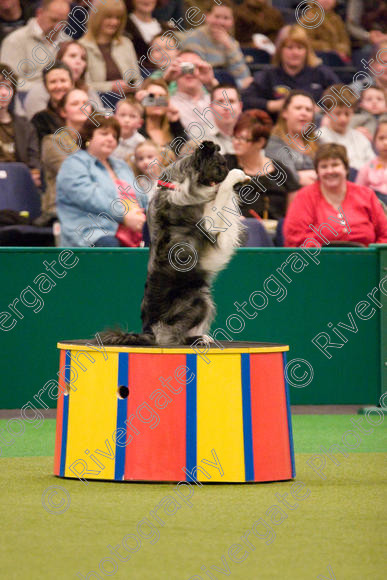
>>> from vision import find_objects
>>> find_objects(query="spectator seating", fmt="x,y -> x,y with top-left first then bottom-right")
0,163 -> 54,246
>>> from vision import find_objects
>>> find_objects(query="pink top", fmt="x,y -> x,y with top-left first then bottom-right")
356,157 -> 387,195
284,181 -> 387,247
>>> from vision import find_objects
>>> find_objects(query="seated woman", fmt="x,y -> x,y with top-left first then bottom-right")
284,143 -> 387,247
24,41 -> 104,119
31,62 -> 74,145
225,109 -> 298,220
0,63 -> 40,186
265,90 -> 319,188
40,88 -> 91,225
56,115 -> 148,247
136,78 -> 185,154
79,0 -> 141,102
242,24 -> 339,116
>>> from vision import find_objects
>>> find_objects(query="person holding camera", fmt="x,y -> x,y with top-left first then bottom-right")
135,78 -> 185,154
169,51 -> 219,130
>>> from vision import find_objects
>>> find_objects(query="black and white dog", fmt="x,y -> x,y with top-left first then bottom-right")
100,141 -> 250,346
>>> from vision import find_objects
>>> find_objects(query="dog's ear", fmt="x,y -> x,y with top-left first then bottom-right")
192,141 -> 221,169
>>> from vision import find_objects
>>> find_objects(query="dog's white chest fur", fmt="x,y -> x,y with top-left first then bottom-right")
199,169 -> 248,276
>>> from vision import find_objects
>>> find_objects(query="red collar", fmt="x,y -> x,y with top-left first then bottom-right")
157,179 -> 176,190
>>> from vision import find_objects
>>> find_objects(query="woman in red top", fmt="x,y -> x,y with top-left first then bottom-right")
284,143 -> 387,247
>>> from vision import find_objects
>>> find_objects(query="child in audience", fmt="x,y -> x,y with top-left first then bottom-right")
131,139 -> 174,199
350,86 -> 387,140
356,120 -> 387,196
319,84 -> 375,171
113,96 -> 145,160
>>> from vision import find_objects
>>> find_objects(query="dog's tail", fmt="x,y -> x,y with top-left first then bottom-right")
97,329 -> 156,346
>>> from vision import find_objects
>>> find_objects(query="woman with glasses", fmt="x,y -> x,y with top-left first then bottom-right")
225,109 -> 298,221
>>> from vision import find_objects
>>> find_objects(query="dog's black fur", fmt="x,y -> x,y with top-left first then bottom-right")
99,141 -> 249,346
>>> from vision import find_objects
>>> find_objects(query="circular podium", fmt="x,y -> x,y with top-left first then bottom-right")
54,341 -> 295,483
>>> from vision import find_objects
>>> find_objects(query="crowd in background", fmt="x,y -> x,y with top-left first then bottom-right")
0,0 -> 386,247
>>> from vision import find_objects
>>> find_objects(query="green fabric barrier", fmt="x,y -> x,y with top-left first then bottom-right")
0,246 -> 385,408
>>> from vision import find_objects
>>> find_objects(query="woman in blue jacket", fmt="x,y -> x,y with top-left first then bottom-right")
56,115 -> 148,247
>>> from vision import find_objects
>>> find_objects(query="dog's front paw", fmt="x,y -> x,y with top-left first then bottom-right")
226,169 -> 249,187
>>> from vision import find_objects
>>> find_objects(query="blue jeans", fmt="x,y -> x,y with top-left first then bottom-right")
94,235 -> 122,247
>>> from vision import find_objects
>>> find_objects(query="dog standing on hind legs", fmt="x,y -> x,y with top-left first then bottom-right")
99,141 -> 250,347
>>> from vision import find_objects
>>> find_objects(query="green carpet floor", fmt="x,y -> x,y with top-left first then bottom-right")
1,416 -> 386,580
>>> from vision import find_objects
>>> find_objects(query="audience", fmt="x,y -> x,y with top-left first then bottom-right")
169,51 -> 218,129
125,0 -> 165,71
319,84 -> 375,171
137,78 -> 185,153
0,63 -> 40,185
0,0 -> 35,44
265,90 -> 319,187
23,40 -> 98,119
242,25 -> 339,117
179,0 -> 253,89
206,84 -> 243,154
31,62 -> 74,144
350,86 -> 387,140
0,0 -> 71,93
56,115 -> 148,247
112,96 -> 145,160
1,0 -> 386,249
233,0 -> 284,49
131,139 -> 174,200
40,88 -> 90,224
346,0 -> 387,65
284,143 -> 387,247
300,0 -> 351,64
225,109 -> 298,220
79,0 -> 140,101
356,120 -> 387,197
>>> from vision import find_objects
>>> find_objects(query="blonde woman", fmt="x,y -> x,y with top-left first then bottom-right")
242,24 -> 339,115
136,78 -> 186,154
79,0 -> 141,96
265,89 -> 320,187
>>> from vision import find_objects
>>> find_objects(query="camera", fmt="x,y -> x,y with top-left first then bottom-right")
141,94 -> 168,107
180,62 -> 195,75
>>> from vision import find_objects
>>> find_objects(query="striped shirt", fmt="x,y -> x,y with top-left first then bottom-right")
180,25 -> 251,88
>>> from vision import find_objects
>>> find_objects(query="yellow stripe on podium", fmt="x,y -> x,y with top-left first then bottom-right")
196,354 -> 245,482
65,352 -> 118,480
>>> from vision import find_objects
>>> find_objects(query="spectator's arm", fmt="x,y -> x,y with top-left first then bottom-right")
241,70 -> 272,111
346,0 -> 370,42
26,121 -> 41,170
224,38 -> 253,88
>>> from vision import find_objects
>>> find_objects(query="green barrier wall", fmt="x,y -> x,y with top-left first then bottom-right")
0,246 -> 386,408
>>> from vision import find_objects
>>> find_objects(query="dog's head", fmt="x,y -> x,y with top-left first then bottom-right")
158,141 -> 230,205
191,141 -> 229,186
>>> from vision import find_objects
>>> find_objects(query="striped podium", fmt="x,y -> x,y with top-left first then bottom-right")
54,341 -> 295,483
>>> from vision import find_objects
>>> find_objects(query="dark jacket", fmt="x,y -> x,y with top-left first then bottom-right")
242,64 -> 339,113
13,114 -> 40,170
31,101 -> 62,146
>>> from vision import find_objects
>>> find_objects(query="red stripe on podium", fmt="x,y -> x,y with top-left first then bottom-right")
124,354 -> 187,481
249,353 -> 292,481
